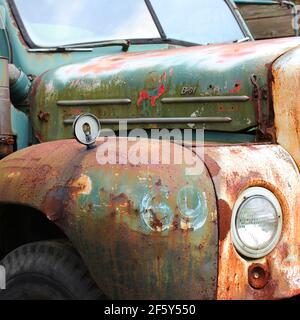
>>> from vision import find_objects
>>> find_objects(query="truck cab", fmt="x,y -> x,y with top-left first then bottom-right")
0,0 -> 300,300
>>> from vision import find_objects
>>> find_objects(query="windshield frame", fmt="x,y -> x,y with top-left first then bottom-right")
8,0 -> 253,49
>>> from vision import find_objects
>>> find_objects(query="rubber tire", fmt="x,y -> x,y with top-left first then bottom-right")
0,240 -> 104,300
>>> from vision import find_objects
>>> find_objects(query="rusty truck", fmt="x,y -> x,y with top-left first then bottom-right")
0,0 -> 300,300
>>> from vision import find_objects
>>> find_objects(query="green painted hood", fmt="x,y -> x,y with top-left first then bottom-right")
31,37 -> 300,142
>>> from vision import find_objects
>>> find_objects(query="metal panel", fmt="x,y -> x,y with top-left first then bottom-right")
0,138 -> 218,300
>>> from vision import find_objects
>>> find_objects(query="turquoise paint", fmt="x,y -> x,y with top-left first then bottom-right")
204,131 -> 256,143
10,68 -> 31,105
11,105 -> 29,149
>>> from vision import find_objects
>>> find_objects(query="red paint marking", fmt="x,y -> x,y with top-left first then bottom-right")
229,81 -> 242,94
137,84 -> 166,108
72,108 -> 83,115
151,84 -> 165,107
137,89 -> 150,107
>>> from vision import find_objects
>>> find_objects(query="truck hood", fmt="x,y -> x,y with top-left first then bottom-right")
31,38 -> 300,142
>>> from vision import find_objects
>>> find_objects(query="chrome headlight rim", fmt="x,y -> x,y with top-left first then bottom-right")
231,187 -> 283,259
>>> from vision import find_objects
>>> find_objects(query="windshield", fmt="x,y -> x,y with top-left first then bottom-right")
150,0 -> 245,44
13,0 -> 245,47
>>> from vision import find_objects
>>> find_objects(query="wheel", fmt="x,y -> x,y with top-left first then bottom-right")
0,240 -> 105,300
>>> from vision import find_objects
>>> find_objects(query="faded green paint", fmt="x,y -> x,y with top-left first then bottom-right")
30,38 -> 300,142
9,67 -> 31,105
0,138 -> 218,299
11,105 -> 29,150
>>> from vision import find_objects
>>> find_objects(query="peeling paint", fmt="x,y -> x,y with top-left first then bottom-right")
0,138 -> 218,300
203,144 -> 300,300
30,38 -> 300,142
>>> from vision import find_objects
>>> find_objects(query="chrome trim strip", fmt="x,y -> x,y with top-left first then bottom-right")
57,99 -> 132,106
64,117 -> 232,125
161,96 -> 250,104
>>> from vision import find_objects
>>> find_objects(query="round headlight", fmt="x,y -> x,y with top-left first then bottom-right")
231,187 -> 282,259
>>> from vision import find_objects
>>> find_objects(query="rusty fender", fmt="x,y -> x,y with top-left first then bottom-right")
272,46 -> 300,170
0,138 -> 218,300
203,144 -> 300,300
0,139 -> 300,299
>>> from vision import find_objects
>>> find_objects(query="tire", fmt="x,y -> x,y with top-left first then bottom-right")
0,240 -> 105,300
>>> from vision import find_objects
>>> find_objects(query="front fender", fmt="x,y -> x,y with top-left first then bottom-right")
0,138 -> 218,300
204,144 -> 300,300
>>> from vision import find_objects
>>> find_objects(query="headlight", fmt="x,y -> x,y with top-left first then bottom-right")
231,187 -> 282,259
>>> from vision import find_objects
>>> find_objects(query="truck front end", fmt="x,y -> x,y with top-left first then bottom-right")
0,0 -> 300,300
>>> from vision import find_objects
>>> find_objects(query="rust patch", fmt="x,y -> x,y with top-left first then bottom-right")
205,144 -> 300,300
42,186 -> 70,221
272,47 -> 300,170
32,164 -> 53,184
218,199 -> 232,242
248,264 -> 270,290
70,174 -> 92,196
110,193 -> 131,215
38,111 -> 50,122
277,243 -> 289,261
34,131 -> 44,143
155,179 -> 162,187
148,209 -> 164,232
204,154 -> 220,177
30,75 -> 43,98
